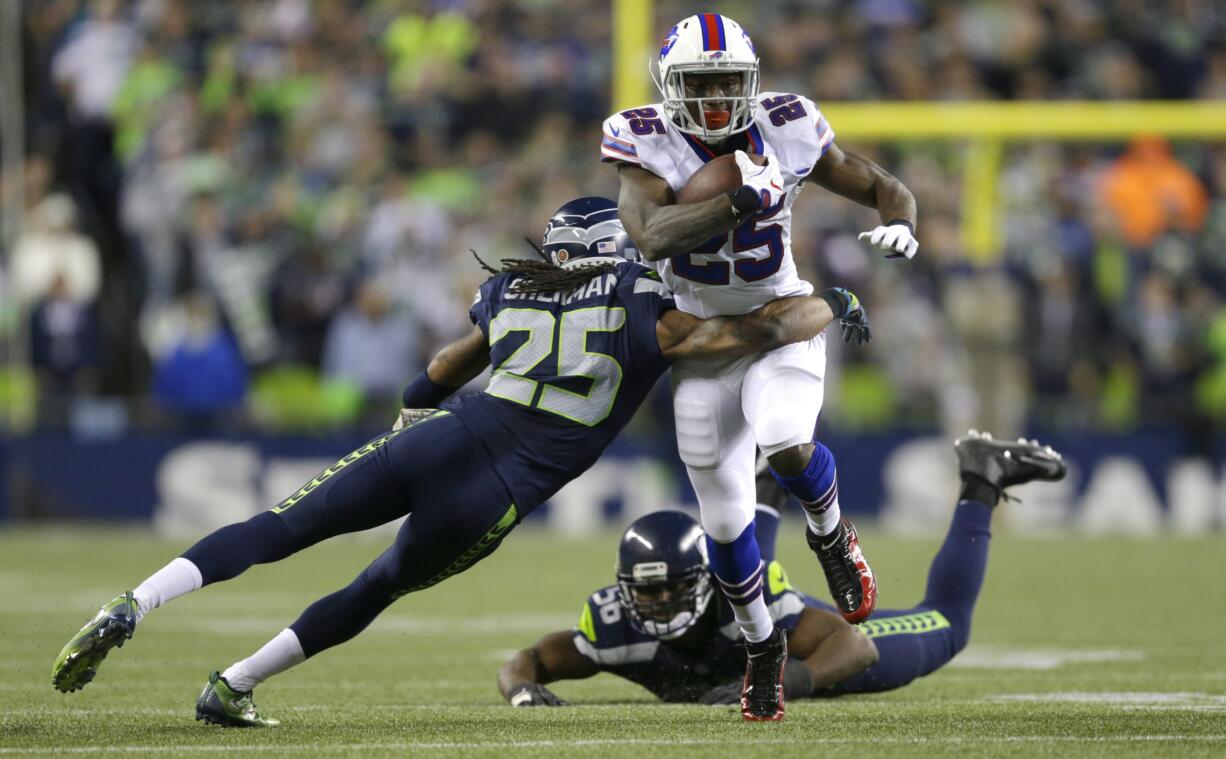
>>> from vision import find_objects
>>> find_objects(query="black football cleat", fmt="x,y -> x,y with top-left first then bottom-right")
954,430 -> 1068,503
807,518 -> 877,624
741,627 -> 787,721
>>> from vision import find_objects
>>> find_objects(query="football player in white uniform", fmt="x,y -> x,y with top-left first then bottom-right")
601,13 -> 918,720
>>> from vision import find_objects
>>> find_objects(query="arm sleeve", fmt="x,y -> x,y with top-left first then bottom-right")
468,279 -> 498,337
617,267 -> 676,359
599,111 -> 643,165
806,96 -> 836,157
757,92 -> 832,174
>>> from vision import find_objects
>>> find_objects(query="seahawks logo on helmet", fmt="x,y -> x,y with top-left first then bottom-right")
542,197 -> 640,268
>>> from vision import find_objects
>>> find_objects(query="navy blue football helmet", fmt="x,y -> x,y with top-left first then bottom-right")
541,197 -> 639,267
616,511 -> 713,639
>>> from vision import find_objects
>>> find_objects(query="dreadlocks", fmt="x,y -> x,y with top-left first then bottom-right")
471,243 -> 618,295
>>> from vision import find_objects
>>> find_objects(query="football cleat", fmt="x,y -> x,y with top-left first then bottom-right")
196,671 -> 280,727
741,627 -> 786,721
807,518 -> 877,624
954,430 -> 1068,502
51,592 -> 138,693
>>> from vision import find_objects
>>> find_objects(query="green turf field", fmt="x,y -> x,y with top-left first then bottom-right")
1,522 -> 1224,757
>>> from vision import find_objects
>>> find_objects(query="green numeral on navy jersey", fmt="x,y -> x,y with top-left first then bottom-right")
487,306 -> 626,427
486,309 -> 554,406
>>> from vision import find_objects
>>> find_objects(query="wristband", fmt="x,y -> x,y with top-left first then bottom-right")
782,657 -> 817,699
817,287 -> 849,319
402,371 -> 453,408
728,185 -> 762,217
886,219 -> 914,233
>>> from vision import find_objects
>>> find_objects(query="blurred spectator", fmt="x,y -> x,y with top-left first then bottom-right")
150,293 -> 247,428
28,273 -> 101,427
1099,136 -> 1209,247
8,0 -> 1226,444
50,0 -> 135,121
321,280 -> 423,422
10,194 -> 101,309
268,244 -> 348,367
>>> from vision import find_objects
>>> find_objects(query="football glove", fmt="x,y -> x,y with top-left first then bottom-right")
817,287 -> 872,345
859,222 -> 918,260
392,407 -> 439,432
508,683 -> 569,707
734,150 -> 785,210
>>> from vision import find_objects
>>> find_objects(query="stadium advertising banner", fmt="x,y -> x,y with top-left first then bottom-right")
2,432 -> 1222,535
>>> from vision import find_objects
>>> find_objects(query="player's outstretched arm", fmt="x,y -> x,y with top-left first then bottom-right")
656,286 -> 870,360
498,631 -> 599,707
787,607 -> 879,691
810,143 -> 919,260
400,325 -> 491,409
655,295 -> 832,360
617,164 -> 744,261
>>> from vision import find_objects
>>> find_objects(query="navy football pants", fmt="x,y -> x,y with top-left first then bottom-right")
180,412 -> 520,657
794,500 -> 993,695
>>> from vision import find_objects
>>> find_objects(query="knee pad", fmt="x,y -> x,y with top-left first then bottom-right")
673,396 -> 723,469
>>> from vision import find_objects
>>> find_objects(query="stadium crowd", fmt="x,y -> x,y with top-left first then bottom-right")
3,0 -> 1225,450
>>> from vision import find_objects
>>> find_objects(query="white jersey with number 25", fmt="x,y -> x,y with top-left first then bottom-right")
601,92 -> 835,318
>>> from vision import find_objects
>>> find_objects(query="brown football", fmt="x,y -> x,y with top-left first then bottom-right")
676,153 -> 767,204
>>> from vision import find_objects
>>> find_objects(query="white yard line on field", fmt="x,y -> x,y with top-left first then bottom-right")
949,646 -> 1145,670
2,736 -> 1226,754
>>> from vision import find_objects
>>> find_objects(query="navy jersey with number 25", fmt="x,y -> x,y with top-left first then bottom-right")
444,262 -> 675,512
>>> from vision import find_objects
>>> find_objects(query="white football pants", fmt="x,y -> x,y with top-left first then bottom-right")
672,333 -> 827,541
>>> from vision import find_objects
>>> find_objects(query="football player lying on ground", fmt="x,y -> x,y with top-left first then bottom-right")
50,196 -> 872,727
498,433 -> 1066,708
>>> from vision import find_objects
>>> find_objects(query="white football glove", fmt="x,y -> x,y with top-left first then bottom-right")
859,223 -> 919,260
392,407 -> 439,431
734,150 -> 785,209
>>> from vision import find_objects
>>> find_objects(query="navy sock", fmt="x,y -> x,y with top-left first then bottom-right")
705,521 -> 764,606
771,443 -> 839,531
830,500 -> 992,695
181,511 -> 301,586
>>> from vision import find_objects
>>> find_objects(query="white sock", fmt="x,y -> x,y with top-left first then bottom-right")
132,558 -> 203,623
805,500 -> 842,538
221,628 -> 306,693
730,595 -> 775,643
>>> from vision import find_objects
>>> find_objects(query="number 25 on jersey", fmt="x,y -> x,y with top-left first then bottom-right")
486,307 -> 625,427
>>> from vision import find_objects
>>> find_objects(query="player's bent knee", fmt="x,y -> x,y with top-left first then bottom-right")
766,443 -> 814,478
701,509 -> 752,543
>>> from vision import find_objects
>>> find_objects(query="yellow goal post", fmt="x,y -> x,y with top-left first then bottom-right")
610,2 -> 1226,261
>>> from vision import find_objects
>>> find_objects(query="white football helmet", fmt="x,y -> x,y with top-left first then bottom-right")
651,14 -> 760,142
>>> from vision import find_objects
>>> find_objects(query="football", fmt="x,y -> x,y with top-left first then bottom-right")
676,152 -> 767,204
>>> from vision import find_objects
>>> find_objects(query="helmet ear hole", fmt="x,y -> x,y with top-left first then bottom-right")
616,511 -> 713,638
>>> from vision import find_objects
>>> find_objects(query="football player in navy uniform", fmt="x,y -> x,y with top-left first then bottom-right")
50,197 -> 871,726
499,433 -> 1066,710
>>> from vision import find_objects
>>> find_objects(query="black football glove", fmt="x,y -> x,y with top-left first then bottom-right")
697,680 -> 741,705
508,683 -> 569,707
817,287 -> 871,345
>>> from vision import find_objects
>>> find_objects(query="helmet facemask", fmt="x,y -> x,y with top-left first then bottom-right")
618,563 -> 714,640
652,61 -> 759,142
